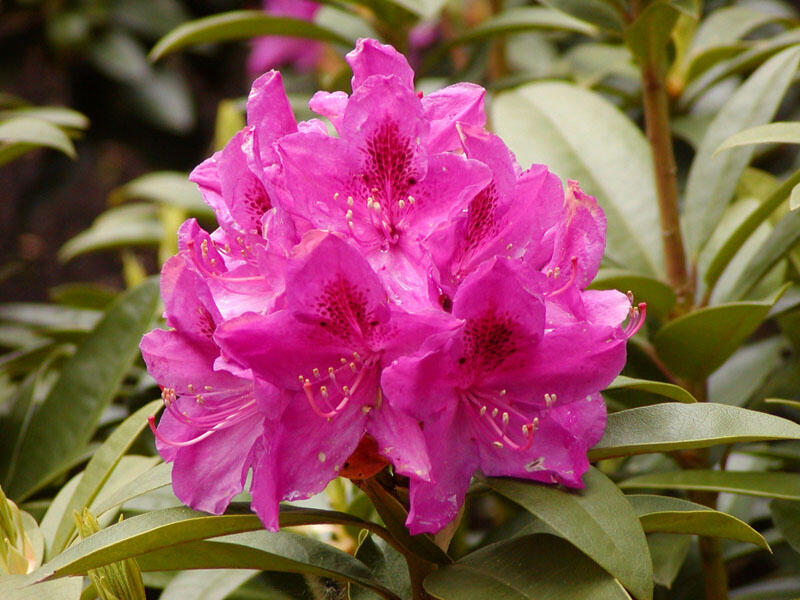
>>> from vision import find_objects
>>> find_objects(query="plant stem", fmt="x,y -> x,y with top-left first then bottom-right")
640,63 -> 692,309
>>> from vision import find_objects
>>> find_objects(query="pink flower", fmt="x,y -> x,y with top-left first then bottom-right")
248,0 -> 322,75
142,37 -> 641,534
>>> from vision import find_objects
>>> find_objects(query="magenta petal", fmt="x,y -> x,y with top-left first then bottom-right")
246,71 -> 297,164
218,129 -> 273,235
406,404 -> 478,535
250,390 -> 368,528
423,83 -> 486,153
368,403 -> 432,481
347,38 -> 414,90
159,256 -> 221,344
308,90 -> 348,134
169,416 -> 262,515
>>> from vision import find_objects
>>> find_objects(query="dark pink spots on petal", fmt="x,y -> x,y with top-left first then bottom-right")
195,306 -> 216,340
464,183 -> 500,252
362,120 -> 416,210
315,276 -> 379,343
236,176 -> 272,233
461,309 -> 519,373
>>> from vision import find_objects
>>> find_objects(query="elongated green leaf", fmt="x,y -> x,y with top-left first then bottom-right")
728,209 -> 800,300
590,403 -> 800,460
0,576 -> 83,600
32,511 -> 399,600
4,279 -> 160,501
647,533 -> 690,589
447,6 -> 596,44
0,107 -> 88,130
159,569 -> 258,600
0,117 -> 75,159
59,207 -> 163,262
683,46 -> 800,255
488,468 -> 651,600
149,11 -> 352,61
539,0 -> 625,32
350,533 -> 411,600
716,122 -> 800,154
624,1 -> 682,66
424,534 -> 632,600
705,168 -> 800,293
769,499 -> 800,554
620,470 -> 800,500
605,376 -> 696,404
91,462 -> 172,516
590,269 -> 676,321
653,287 -> 784,380
490,81 -> 661,276
0,303 -> 101,332
44,401 -> 162,557
628,494 -> 767,548
0,371 -> 40,483
791,182 -> 800,211
109,171 -> 212,218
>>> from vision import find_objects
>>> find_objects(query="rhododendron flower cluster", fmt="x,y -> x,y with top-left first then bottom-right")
141,39 -> 644,535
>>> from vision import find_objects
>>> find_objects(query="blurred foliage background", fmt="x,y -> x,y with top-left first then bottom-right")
8,0 -> 800,599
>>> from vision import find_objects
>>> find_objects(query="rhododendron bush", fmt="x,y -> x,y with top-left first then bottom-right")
6,2 -> 800,600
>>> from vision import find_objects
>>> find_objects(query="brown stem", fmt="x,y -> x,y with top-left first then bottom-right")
640,63 -> 692,309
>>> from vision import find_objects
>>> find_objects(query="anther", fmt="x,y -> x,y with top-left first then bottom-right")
204,386 -> 214,391
347,196 -> 354,207
362,405 -> 372,414
502,412 -> 509,427
349,362 -> 357,372
318,452 -> 326,463
492,441 -> 504,448
398,199 -> 405,209
407,195 -> 415,204
333,192 -> 339,199
187,384 -> 194,393
320,386 -> 328,399
312,368 -> 320,378
491,407 -> 499,418
499,389 -> 507,396
479,405 -> 487,416
353,352 -> 361,361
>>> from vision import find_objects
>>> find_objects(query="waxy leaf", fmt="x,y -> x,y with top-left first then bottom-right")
149,11 -> 353,61
683,46 -> 800,255
653,288 -> 784,380
620,470 -> 800,500
424,534 -> 632,600
42,400 -> 162,557
589,403 -> 800,460
647,534 -> 691,589
488,468 -> 652,600
0,576 -> 82,600
705,168 -> 800,294
590,269 -> 676,321
446,6 -> 596,44
491,81 -> 661,276
109,171 -> 213,219
539,0 -> 625,33
727,209 -> 800,300
3,279 -> 160,501
0,117 -> 75,159
0,107 -> 88,130
91,461 -> 173,517
716,122 -> 800,154
158,569 -> 258,600
769,499 -> 800,554
628,495 -> 768,548
605,376 -> 696,404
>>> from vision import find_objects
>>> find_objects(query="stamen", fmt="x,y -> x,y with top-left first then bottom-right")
546,257 -> 579,298
623,301 -> 647,337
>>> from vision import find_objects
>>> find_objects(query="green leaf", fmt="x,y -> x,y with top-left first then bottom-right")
59,204 -> 163,262
149,11 -> 353,62
709,337 -> 785,406
424,534 -> 632,600
0,303 -> 101,332
769,499 -> 800,554
624,1 -> 683,66
350,533 -> 411,600
0,372 -> 41,483
0,576 -> 83,600
128,68 -> 196,134
43,400 -> 162,557
490,81 -> 661,276
590,269 -> 676,321
683,45 -> 800,256
620,470 -> 800,500
590,402 -> 800,460
158,569 -> 258,600
0,107 -> 88,130
91,462 -> 172,517
716,122 -> 800,154
488,468 -> 652,600
0,117 -> 76,159
445,6 -> 596,45
704,168 -> 800,294
628,494 -> 768,548
605,376 -> 696,404
646,533 -> 690,589
726,209 -> 800,300
791,182 -> 800,212
539,0 -> 625,33
3,279 -> 160,501
88,30 -> 151,83
652,287 -> 785,380
109,171 -> 212,219
31,510 -> 400,600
